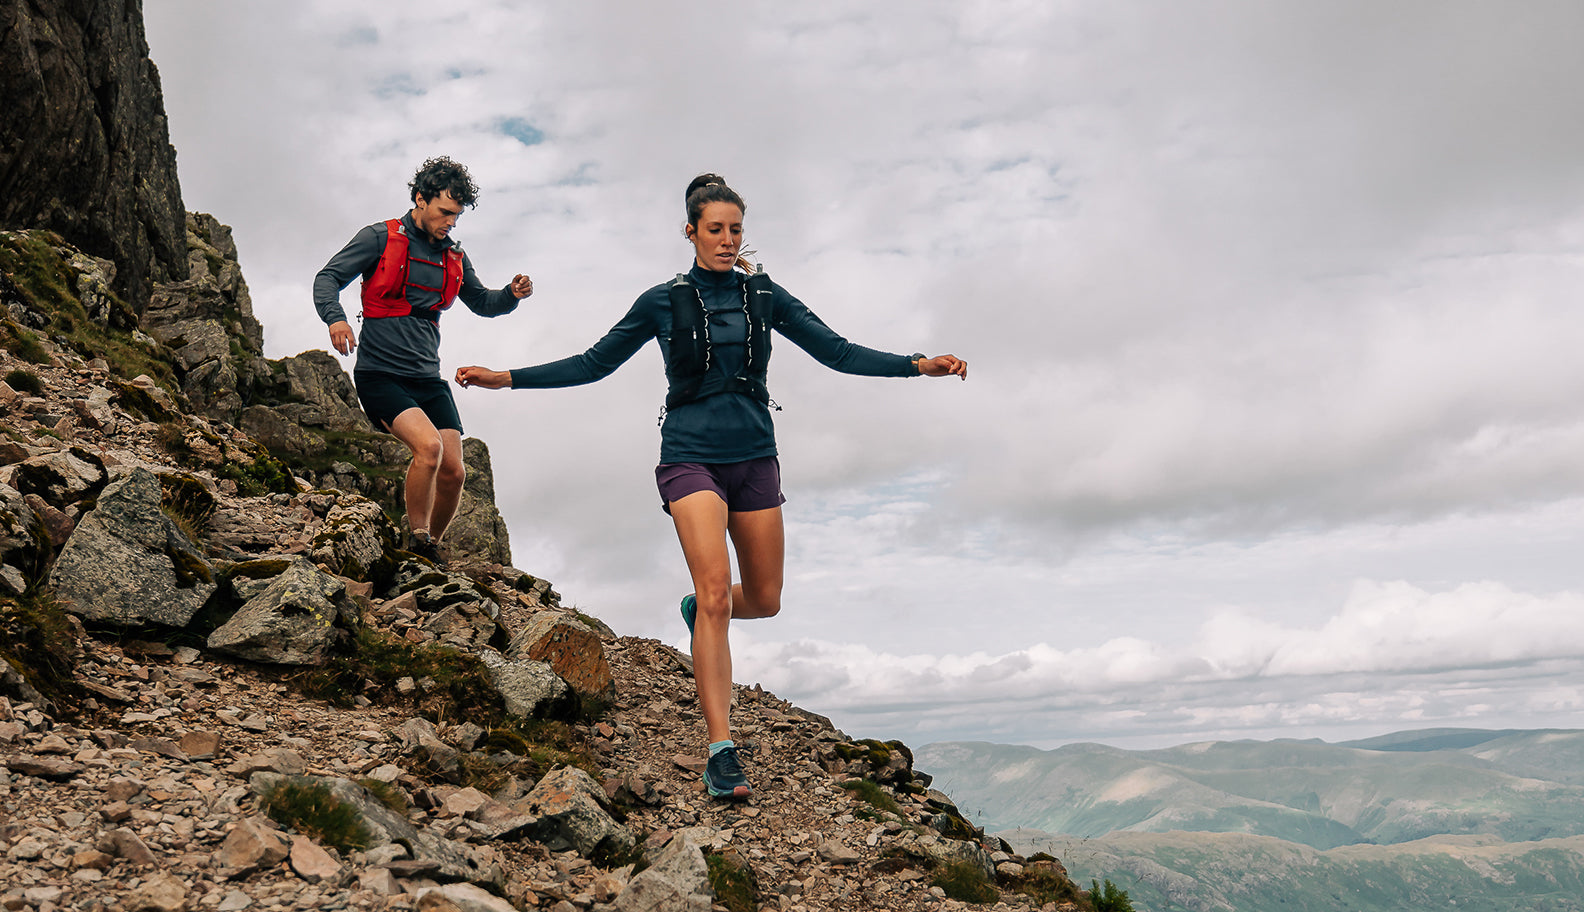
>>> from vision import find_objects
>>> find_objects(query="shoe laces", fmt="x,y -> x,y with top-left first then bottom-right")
711,746 -> 744,778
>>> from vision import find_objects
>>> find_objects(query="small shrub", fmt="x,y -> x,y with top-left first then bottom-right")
293,628 -> 504,721
1091,879 -> 1135,912
1009,863 -> 1084,906
259,777 -> 372,853
2,326 -> 51,365
931,859 -> 999,904
2,368 -> 44,395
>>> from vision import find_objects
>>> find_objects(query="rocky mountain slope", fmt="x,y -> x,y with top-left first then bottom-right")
0,226 -> 1107,911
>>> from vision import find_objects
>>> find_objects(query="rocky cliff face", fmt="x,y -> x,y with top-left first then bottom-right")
0,230 -> 1088,908
0,0 -> 187,312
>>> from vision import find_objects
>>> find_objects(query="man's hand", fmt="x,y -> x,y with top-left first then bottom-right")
510,274 -> 534,299
455,366 -> 512,389
329,321 -> 356,356
916,354 -> 968,380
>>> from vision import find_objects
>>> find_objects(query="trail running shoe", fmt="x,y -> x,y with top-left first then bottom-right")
409,531 -> 447,569
703,745 -> 752,799
680,594 -> 697,642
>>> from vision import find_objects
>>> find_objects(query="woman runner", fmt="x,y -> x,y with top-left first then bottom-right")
455,174 -> 966,799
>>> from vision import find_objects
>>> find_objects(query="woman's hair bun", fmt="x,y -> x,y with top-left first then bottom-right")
686,173 -> 727,202
684,173 -> 745,225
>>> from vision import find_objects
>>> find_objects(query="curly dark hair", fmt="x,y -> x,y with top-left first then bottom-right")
409,156 -> 480,208
685,173 -> 746,225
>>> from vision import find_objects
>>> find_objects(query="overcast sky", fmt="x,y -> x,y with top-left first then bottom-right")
143,1 -> 1584,751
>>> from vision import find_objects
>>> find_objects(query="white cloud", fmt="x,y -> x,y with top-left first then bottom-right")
731,580 -> 1584,747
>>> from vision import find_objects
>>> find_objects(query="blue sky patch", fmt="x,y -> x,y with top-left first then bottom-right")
498,117 -> 546,147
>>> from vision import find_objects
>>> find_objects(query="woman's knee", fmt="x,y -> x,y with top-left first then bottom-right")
745,582 -> 782,618
694,584 -> 734,621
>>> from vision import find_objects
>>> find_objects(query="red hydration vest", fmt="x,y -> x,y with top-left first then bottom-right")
359,219 -> 464,319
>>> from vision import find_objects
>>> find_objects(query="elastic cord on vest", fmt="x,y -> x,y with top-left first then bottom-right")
664,270 -> 774,411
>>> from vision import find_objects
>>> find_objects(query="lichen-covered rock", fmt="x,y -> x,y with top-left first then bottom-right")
207,557 -> 353,665
520,767 -> 635,862
479,651 -> 576,721
309,495 -> 397,581
608,828 -> 712,911
49,467 -> 215,627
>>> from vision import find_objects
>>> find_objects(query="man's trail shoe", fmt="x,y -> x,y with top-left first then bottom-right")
409,531 -> 446,569
680,594 -> 697,643
703,745 -> 752,799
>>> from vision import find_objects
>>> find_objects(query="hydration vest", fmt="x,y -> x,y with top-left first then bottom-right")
359,219 -> 464,320
665,270 -> 774,410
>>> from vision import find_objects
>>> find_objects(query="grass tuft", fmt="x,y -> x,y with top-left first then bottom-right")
2,368 -> 43,395
931,858 -> 999,904
705,852 -> 759,912
259,777 -> 372,853
839,778 -> 901,816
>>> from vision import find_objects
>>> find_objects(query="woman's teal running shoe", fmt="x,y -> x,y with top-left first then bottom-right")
703,745 -> 752,799
680,594 -> 697,644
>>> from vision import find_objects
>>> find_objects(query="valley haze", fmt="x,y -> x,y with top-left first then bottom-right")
918,727 -> 1584,911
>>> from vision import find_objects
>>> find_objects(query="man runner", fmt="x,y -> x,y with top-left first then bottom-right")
313,156 -> 533,565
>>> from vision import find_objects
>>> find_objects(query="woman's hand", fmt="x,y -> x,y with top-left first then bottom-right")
917,354 -> 968,380
454,366 -> 512,389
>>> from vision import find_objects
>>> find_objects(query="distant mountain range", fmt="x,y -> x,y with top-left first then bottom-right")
917,729 -> 1584,912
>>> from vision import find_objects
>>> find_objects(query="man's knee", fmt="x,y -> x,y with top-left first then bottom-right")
437,457 -> 466,491
408,434 -> 444,468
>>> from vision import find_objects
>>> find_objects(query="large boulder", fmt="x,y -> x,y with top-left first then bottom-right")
207,558 -> 355,665
519,767 -> 635,862
308,495 -> 398,580
0,447 -> 108,510
443,437 -> 512,566
142,214 -> 269,423
0,0 -> 186,310
49,467 -> 216,627
608,829 -> 712,912
505,611 -> 615,708
277,350 -> 372,434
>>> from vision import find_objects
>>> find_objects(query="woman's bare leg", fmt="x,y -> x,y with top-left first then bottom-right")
669,493 -> 786,743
